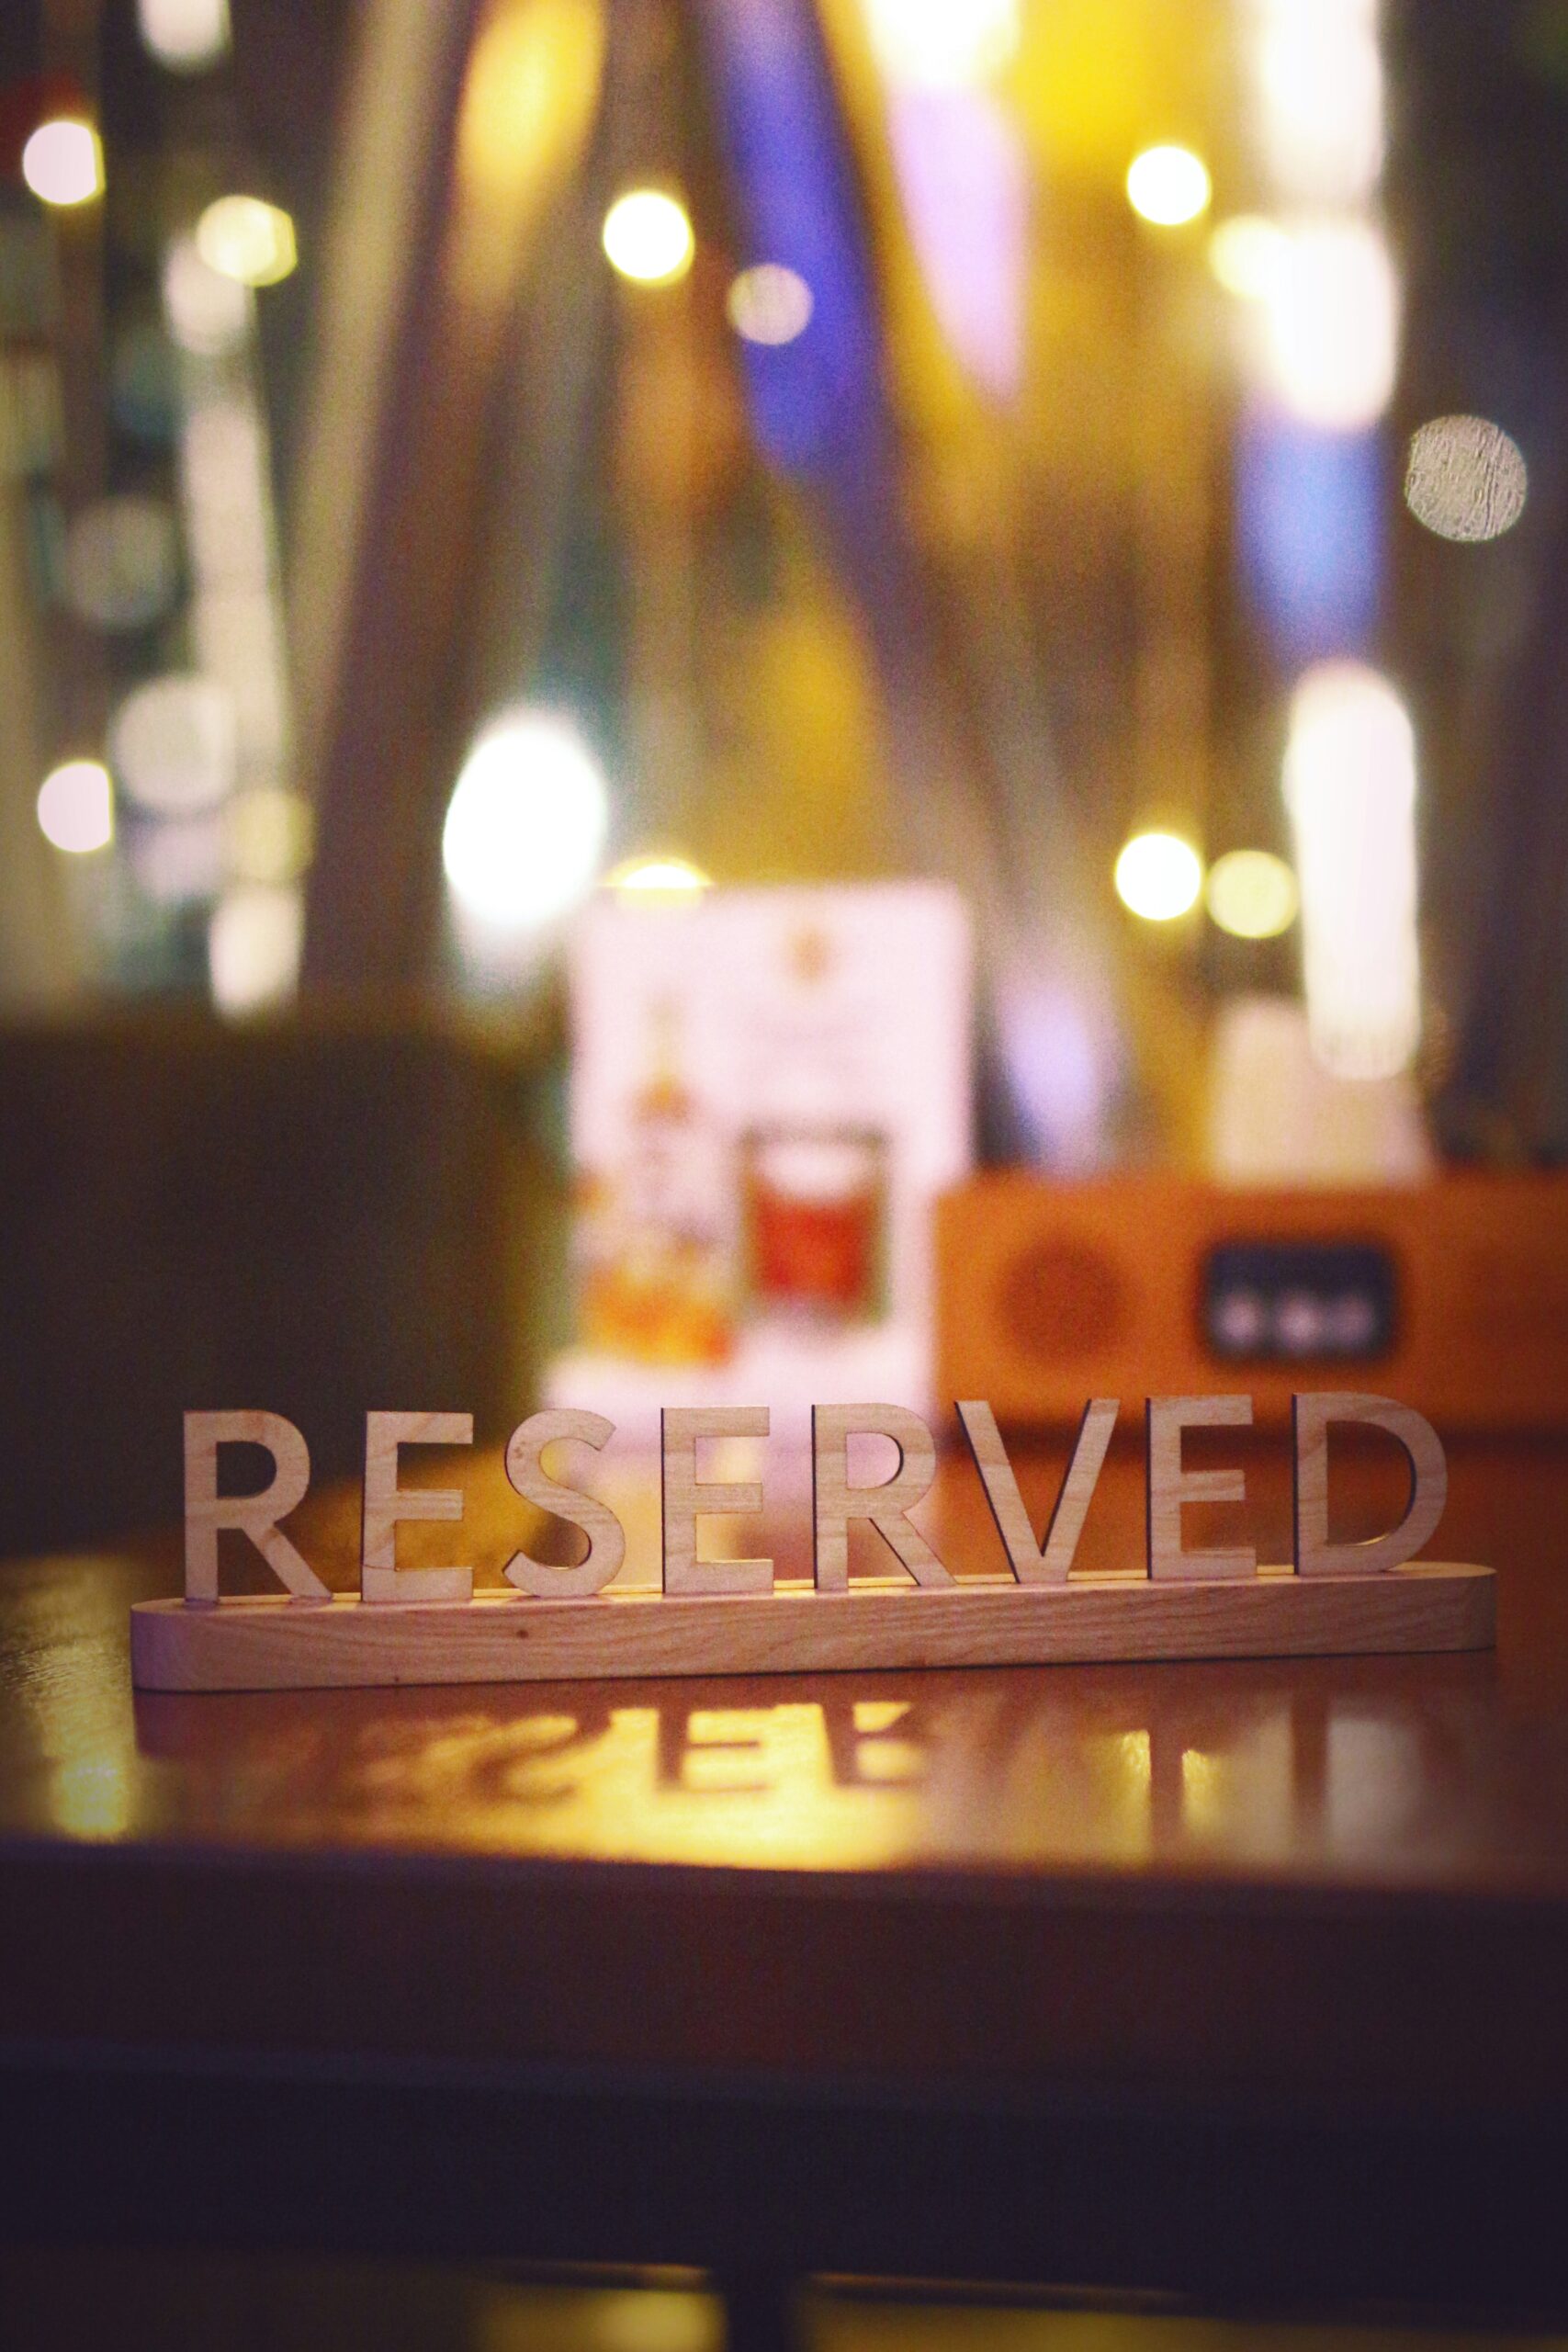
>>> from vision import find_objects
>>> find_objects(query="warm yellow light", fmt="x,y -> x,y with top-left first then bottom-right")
1404,414 -> 1527,544
1126,145 -> 1211,228
605,854 -> 711,899
602,189 -> 694,287
1206,849 -> 1299,940
196,195 -> 298,288
727,265 -> 813,346
22,120 -> 102,207
37,760 -> 113,854
227,787 -> 315,885
1207,214 -> 1288,300
1115,831 -> 1202,921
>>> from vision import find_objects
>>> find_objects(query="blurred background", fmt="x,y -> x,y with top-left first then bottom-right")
3,0 -> 1567,1550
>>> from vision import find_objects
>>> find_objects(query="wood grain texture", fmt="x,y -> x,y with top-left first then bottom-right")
1293,1392 -> 1449,1577
360,1410 -> 473,1605
130,1562 -> 1495,1690
660,1407 -> 772,1597
812,1404 -> 952,1591
959,1397 -> 1117,1582
1146,1395 -> 1258,1581
183,1409 -> 327,1604
503,1409 -> 625,1598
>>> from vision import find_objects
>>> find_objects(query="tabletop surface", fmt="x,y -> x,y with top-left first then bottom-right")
7,1429 -> 1568,2119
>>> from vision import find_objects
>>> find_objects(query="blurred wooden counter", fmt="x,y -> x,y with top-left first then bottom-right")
6,1434 -> 1568,2318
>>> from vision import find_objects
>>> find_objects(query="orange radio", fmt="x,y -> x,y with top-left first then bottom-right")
937,1171 -> 1568,1432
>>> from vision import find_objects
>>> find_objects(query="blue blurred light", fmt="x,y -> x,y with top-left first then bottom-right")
692,0 -> 886,483
1236,399 -> 1385,662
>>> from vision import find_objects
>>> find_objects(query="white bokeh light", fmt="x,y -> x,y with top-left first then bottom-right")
1262,219 -> 1398,431
1284,662 -> 1421,1080
1125,145 -> 1212,228
1251,0 -> 1383,207
38,760 -> 113,854
138,0 -> 230,71
602,190 -> 693,286
726,266 -> 814,346
1114,831 -> 1203,921
109,674 -> 237,815
861,0 -> 1019,89
443,708 -> 609,942
163,232 -> 253,355
22,120 -> 102,207
209,882 -> 303,1014
1404,414 -> 1527,543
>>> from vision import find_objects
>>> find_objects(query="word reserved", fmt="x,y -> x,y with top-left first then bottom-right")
183,1393 -> 1447,1603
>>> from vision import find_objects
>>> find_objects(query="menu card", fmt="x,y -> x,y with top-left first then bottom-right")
547,881 -> 973,1448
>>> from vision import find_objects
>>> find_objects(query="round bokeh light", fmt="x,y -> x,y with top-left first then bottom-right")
1404,414 -> 1527,544
1114,831 -> 1203,922
443,708 -> 609,935
1205,848 -> 1299,940
602,189 -> 694,286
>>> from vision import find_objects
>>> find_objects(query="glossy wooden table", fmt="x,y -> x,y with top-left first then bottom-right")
6,1432 -> 1568,2331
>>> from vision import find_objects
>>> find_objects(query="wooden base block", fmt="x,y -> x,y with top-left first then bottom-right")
130,1564 -> 1495,1692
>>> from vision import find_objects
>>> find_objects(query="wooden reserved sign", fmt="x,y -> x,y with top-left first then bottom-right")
129,1395 -> 1495,1690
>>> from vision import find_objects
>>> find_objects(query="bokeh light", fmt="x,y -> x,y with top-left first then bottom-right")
443,708 -> 609,935
209,882 -> 303,1014
1114,831 -> 1203,921
138,0 -> 230,72
605,854 -> 711,899
861,0 -> 1019,89
1208,214 -> 1289,300
197,196 -> 298,288
63,495 -> 179,632
163,232 -> 252,354
1284,662 -> 1420,1080
227,787 -> 315,886
602,189 -> 694,287
37,761 -> 113,854
727,265 -> 813,346
22,120 -> 102,208
1205,848 -> 1299,939
1404,414 -> 1527,543
1125,145 -> 1211,227
1262,220 -> 1397,431
1252,0 -> 1383,208
130,812 -> 227,906
109,674 -> 236,815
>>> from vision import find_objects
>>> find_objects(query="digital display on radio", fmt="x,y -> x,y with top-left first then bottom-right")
1201,1240 -> 1397,1363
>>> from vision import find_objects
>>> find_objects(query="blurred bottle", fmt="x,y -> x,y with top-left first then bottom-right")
580,998 -> 735,1363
